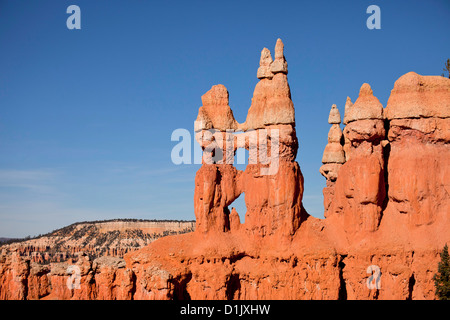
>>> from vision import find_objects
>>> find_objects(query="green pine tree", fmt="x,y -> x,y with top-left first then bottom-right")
442,58 -> 450,79
433,244 -> 450,300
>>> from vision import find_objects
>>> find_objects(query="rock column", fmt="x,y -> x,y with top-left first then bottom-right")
320,104 -> 345,217
327,83 -> 386,233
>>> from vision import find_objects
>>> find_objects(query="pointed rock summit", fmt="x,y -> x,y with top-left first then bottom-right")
195,84 -> 238,132
270,38 -> 288,74
359,83 -> 373,96
343,96 -> 353,125
328,104 -> 341,124
321,104 -> 345,165
257,48 -> 274,79
345,83 -> 383,123
256,39 -> 288,79
198,39 -> 295,133
243,39 -> 294,130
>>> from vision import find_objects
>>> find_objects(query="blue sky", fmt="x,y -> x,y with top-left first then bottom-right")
0,0 -> 449,237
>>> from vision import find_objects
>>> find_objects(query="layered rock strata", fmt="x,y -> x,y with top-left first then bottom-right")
0,251 -> 134,300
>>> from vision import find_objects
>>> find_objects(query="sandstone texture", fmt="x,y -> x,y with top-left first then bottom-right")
1,42 -> 449,300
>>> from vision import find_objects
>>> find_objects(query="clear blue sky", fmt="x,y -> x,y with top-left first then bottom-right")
0,0 -> 449,237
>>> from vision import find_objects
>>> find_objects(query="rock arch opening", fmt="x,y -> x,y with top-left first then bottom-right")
229,192 -> 246,224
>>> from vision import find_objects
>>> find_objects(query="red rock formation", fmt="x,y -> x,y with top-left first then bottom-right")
123,43 -> 449,301
125,48 -> 449,300
0,251 -> 29,300
320,104 -> 345,217
0,250 -> 135,300
193,39 -> 303,238
384,72 -> 450,227
0,43 -> 449,300
326,83 -> 387,233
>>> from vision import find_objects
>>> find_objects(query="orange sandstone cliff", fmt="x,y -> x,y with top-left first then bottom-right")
0,39 -> 449,300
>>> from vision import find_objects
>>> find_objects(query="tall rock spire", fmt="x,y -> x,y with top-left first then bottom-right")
328,83 -> 387,233
320,104 -> 346,217
193,39 -> 305,236
342,96 -> 353,125
322,104 -> 345,164
256,48 -> 274,79
270,38 -> 288,74
243,39 -> 294,131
